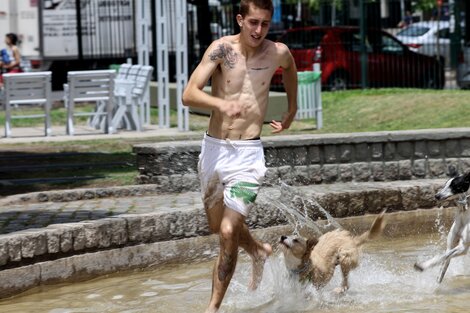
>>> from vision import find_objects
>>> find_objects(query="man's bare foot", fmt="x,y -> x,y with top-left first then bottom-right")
248,242 -> 272,290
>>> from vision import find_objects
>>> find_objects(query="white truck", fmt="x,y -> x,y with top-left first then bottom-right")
0,0 -> 136,87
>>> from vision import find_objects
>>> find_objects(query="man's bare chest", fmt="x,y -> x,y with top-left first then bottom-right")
222,61 -> 277,88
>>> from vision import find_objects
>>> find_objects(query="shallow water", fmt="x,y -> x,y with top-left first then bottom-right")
1,233 -> 469,313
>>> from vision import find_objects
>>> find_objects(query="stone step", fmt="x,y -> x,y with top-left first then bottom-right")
0,179 -> 451,271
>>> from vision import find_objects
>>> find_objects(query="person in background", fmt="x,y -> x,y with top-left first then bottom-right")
398,11 -> 413,28
0,33 -> 23,86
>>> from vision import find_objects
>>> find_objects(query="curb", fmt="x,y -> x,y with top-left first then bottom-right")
0,184 -> 165,206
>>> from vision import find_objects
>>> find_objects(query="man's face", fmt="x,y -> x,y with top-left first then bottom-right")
238,3 -> 271,48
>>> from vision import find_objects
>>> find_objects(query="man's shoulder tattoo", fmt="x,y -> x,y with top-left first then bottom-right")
209,43 -> 238,69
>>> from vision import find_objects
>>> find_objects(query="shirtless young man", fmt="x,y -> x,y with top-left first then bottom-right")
182,0 -> 297,312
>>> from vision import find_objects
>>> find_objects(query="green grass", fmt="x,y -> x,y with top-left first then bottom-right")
1,88 -> 469,196
315,89 -> 470,132
0,106 -> 93,127
269,88 -> 470,136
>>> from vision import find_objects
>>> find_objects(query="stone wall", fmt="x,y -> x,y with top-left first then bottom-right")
133,128 -> 470,192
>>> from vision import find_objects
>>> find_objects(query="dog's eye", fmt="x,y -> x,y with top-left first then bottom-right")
293,239 -> 298,243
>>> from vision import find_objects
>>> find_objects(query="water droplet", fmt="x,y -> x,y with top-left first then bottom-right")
140,291 -> 158,297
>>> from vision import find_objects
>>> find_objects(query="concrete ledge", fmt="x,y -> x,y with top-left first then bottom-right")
134,128 -> 470,188
0,207 -> 455,299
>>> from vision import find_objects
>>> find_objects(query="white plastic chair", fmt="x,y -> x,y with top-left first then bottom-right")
110,65 -> 153,132
2,71 -> 52,137
63,69 -> 116,135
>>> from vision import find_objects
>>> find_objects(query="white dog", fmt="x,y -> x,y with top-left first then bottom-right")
414,171 -> 470,282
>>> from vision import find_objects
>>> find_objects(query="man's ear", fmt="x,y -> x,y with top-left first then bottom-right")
236,14 -> 243,27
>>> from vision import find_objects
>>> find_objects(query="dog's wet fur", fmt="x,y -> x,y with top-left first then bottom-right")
279,210 -> 386,293
414,171 -> 470,282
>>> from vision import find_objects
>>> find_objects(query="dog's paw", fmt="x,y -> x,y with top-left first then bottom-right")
414,263 -> 424,272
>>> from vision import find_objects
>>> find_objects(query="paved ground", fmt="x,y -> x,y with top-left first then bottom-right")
0,124 -> 202,144
0,190 -> 205,234
0,124 -> 206,232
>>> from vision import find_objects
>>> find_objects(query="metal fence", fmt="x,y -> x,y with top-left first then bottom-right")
36,0 -> 469,91
178,0 -> 468,91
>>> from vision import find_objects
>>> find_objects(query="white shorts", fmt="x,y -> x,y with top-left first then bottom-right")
198,133 -> 267,216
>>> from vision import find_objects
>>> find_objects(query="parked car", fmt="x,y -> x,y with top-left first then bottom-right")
271,26 -> 445,91
396,21 -> 464,67
457,42 -> 470,89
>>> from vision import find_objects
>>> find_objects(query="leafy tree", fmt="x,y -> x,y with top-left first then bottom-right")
413,0 -> 438,12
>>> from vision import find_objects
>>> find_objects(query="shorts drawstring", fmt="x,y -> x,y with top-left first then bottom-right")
225,138 -> 236,149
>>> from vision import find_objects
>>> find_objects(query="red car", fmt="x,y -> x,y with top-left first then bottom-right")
271,26 -> 445,90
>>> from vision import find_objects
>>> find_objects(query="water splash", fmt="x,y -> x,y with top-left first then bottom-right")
223,235 -> 457,313
265,181 -> 341,237
281,182 -> 341,228
434,205 -> 447,242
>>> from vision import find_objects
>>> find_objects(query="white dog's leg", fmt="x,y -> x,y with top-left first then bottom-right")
415,221 -> 460,271
415,253 -> 446,271
417,239 -> 467,271
446,216 -> 462,251
432,240 -> 468,281
436,219 -> 469,282
444,241 -> 468,260
436,219 -> 463,282
437,259 -> 451,283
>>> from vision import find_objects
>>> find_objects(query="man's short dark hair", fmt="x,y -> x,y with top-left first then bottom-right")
239,0 -> 274,18
6,33 -> 18,45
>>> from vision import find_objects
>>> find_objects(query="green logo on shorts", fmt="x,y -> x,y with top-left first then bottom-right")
230,182 -> 259,204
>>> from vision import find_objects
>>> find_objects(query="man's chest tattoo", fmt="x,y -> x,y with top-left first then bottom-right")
209,43 -> 238,69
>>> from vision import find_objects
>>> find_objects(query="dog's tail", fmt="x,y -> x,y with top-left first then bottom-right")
354,210 -> 386,246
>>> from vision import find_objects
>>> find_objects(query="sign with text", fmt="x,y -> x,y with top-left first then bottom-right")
42,0 -> 134,58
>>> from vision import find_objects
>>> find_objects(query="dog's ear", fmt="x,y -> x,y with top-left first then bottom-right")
306,237 -> 318,251
448,166 -> 458,178
464,171 -> 470,182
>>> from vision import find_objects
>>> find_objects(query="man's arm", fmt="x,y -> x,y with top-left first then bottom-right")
7,47 -> 21,69
271,43 -> 297,133
182,40 -> 225,111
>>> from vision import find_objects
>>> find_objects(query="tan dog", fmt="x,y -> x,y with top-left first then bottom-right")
279,211 -> 386,293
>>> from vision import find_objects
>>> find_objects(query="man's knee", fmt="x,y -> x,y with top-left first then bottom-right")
219,218 -> 240,241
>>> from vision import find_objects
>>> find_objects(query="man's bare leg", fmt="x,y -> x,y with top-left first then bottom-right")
203,198 -> 272,312
205,208 -> 242,313
239,222 -> 272,290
